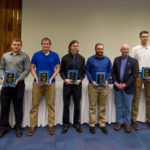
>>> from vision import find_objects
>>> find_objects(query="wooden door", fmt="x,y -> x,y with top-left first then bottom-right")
0,0 -> 22,59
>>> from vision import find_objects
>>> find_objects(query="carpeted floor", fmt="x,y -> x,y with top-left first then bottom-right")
0,123 -> 150,150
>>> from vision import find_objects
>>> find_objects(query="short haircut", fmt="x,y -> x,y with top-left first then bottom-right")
68,40 -> 79,53
41,37 -> 51,44
12,38 -> 22,45
95,43 -> 104,50
139,31 -> 149,37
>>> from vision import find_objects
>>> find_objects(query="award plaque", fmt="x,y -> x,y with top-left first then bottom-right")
108,75 -> 113,84
38,71 -> 49,84
3,71 -> 17,86
142,67 -> 150,80
96,72 -> 106,86
67,70 -> 78,83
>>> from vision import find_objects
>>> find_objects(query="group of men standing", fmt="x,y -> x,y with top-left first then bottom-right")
0,31 -> 150,138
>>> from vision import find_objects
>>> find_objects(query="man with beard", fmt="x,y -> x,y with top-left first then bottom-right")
86,43 -> 112,134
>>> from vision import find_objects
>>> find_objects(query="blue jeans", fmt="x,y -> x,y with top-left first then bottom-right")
114,90 -> 133,125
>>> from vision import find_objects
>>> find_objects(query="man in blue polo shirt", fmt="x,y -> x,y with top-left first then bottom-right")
27,37 -> 60,136
86,43 -> 112,134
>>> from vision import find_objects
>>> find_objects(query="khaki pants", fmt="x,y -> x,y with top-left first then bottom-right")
30,82 -> 55,127
88,83 -> 109,127
131,73 -> 150,122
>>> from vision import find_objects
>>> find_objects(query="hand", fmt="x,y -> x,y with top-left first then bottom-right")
115,83 -> 123,90
104,81 -> 108,87
1,78 -> 4,85
12,79 -> 18,87
92,81 -> 98,87
147,77 -> 150,82
73,80 -> 81,85
47,78 -> 52,85
64,79 -> 72,85
120,83 -> 127,89
115,83 -> 126,90
36,79 -> 41,86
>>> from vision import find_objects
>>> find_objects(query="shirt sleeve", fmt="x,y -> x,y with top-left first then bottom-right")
60,57 -> 66,80
0,55 -> 5,79
106,59 -> 112,81
55,53 -> 60,65
79,57 -> 85,80
17,54 -> 30,82
31,53 -> 37,65
130,48 -> 135,58
86,58 -> 94,83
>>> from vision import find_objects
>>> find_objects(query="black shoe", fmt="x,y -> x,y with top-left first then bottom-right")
73,124 -> 83,133
0,131 -> 7,139
62,124 -> 69,134
16,128 -> 22,138
100,126 -> 108,134
89,127 -> 95,134
147,122 -> 150,129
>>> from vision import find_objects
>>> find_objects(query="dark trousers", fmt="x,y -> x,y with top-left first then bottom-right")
0,81 -> 25,131
63,83 -> 82,125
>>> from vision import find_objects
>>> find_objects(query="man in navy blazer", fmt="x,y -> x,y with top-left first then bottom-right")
112,44 -> 138,133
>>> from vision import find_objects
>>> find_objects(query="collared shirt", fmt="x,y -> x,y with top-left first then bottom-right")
31,50 -> 60,83
0,51 -> 30,81
120,56 -> 128,81
86,54 -> 112,83
60,53 -> 85,80
130,44 -> 150,72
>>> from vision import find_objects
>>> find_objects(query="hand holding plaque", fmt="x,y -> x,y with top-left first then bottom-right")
96,72 -> 106,86
38,71 -> 49,84
142,67 -> 150,80
3,71 -> 17,86
67,70 -> 78,83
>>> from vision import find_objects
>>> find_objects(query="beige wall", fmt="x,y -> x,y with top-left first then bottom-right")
22,0 -> 150,80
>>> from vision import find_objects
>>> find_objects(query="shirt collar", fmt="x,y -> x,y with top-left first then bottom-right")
69,52 -> 77,57
95,54 -> 104,59
42,50 -> 50,56
139,44 -> 150,49
121,55 -> 128,60
10,51 -> 21,55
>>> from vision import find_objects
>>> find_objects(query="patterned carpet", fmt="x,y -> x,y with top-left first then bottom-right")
0,123 -> 150,150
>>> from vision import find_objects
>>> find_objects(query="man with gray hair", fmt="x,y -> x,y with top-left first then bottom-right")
112,44 -> 138,133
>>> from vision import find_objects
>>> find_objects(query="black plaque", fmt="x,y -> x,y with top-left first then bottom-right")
4,71 -> 17,86
96,72 -> 106,85
142,67 -> 150,80
67,70 -> 78,83
38,71 -> 49,84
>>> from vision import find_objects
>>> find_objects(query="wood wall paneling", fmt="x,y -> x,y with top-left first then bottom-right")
0,0 -> 22,59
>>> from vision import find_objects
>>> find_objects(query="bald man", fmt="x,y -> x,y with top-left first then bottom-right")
112,44 -> 138,133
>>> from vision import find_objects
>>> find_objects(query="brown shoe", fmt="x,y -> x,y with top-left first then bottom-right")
132,121 -> 139,130
27,127 -> 35,136
124,125 -> 132,133
49,126 -> 55,135
114,123 -> 122,131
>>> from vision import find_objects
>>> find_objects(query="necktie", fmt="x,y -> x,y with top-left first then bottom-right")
73,55 -> 76,69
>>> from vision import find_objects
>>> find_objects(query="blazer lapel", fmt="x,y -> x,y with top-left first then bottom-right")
123,56 -> 131,79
